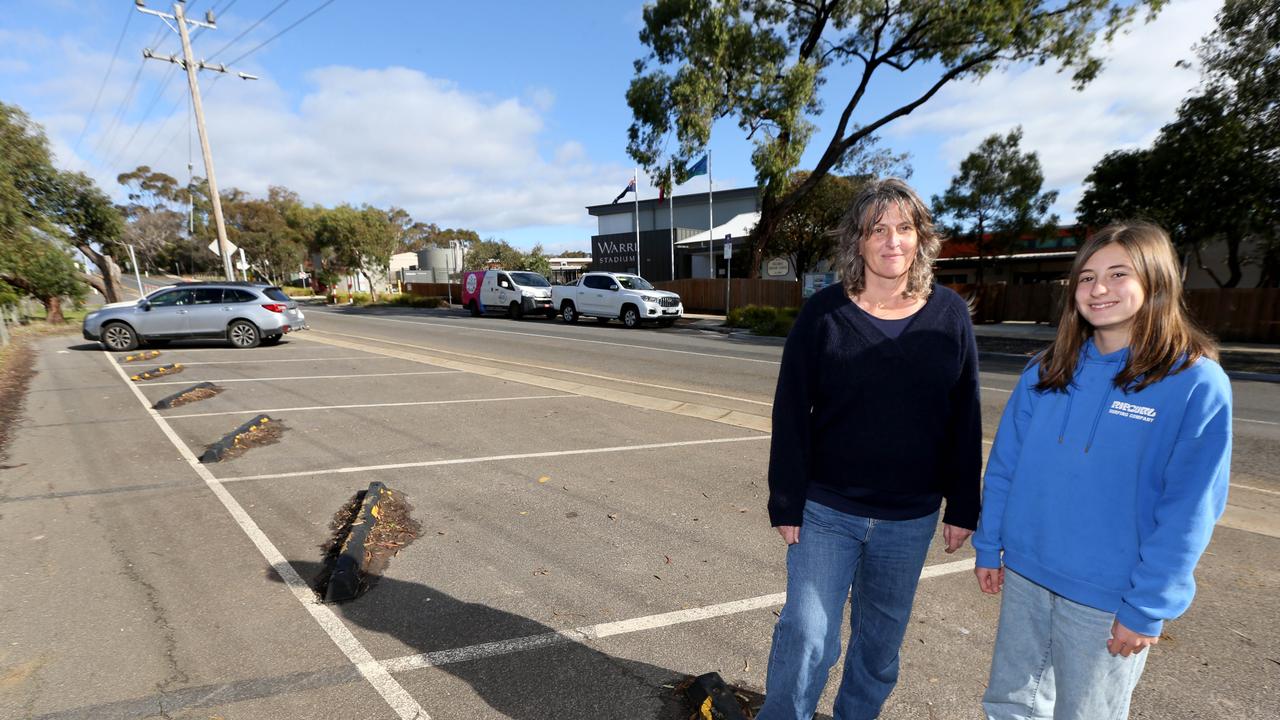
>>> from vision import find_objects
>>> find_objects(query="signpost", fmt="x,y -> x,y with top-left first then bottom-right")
723,234 -> 733,314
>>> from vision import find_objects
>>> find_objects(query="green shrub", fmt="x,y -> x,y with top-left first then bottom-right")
280,286 -> 315,298
726,304 -> 799,337
376,293 -> 448,308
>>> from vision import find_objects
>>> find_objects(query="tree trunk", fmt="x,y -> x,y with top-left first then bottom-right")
1224,235 -> 1242,288
74,242 -> 123,303
748,196 -> 786,280
42,296 -> 65,324
360,270 -> 377,302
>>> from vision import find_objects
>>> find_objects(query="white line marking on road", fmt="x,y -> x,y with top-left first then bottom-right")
981,386 -> 1013,394
309,308 -> 782,365
143,370 -> 458,386
1232,483 -> 1280,496
102,352 -> 429,720
1236,417 -> 1278,426
163,394 -> 578,419
219,435 -> 771,483
380,558 -> 974,673
178,356 -> 396,365
305,330 -> 774,407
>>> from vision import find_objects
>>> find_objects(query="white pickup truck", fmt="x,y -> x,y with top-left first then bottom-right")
551,272 -> 684,328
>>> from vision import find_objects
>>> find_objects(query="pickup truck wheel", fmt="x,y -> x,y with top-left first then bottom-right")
561,303 -> 579,323
509,302 -> 524,320
469,300 -> 482,317
621,306 -> 641,329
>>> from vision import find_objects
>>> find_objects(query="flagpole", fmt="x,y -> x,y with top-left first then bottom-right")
668,157 -> 675,281
633,167 -> 641,275
707,149 -> 714,278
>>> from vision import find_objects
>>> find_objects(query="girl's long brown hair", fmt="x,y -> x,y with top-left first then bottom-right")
1036,221 -> 1217,393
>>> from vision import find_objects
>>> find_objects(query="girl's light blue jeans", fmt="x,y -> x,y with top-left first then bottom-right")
757,501 -> 938,720
984,569 -> 1149,720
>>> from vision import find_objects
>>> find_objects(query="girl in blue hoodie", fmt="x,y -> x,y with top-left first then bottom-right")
972,221 -> 1232,720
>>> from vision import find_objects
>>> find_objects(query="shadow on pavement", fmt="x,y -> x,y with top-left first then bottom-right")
274,560 -> 700,719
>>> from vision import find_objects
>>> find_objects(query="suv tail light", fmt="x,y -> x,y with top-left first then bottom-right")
261,303 -> 286,313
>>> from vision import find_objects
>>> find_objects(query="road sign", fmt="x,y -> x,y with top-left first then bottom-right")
208,239 -> 238,257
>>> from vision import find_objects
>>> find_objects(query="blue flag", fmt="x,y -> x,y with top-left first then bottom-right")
612,177 -> 636,204
686,154 -> 708,178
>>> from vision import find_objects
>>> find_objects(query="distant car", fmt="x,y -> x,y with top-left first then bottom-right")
460,270 -> 556,319
550,272 -> 683,328
83,282 -> 306,351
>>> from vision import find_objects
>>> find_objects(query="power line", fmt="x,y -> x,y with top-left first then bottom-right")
75,7 -> 133,153
208,0 -> 292,61
106,66 -> 182,171
225,0 -> 336,66
92,21 -> 172,165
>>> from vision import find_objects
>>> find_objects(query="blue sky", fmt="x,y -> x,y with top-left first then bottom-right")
1,0 -> 1220,254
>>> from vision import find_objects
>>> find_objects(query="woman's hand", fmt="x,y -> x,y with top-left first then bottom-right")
974,567 -> 1004,595
776,525 -> 800,545
942,523 -> 973,553
1108,621 -> 1159,657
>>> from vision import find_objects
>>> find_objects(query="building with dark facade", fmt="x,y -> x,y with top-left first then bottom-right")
585,187 -> 763,281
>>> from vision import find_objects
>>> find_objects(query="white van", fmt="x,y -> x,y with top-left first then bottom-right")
461,270 -> 555,319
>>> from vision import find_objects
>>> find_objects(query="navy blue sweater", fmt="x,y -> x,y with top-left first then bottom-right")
767,283 -> 983,530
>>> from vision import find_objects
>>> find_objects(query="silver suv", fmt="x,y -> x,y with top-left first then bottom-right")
83,282 -> 306,351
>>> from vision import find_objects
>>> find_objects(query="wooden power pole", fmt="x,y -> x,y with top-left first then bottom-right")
136,1 -> 257,281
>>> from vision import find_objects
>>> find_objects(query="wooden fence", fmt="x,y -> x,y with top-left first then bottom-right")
409,276 -> 1278,343
654,278 -> 803,314
404,281 -> 462,300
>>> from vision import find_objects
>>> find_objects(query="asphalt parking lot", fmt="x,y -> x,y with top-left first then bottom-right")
2,316 -> 1277,719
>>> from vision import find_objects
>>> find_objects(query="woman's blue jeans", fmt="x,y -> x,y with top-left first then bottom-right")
758,501 -> 938,720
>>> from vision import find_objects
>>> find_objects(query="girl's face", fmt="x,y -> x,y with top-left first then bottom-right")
1075,243 -> 1146,339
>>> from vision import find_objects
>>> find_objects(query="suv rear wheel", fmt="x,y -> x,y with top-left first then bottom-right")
101,322 -> 139,352
228,320 -> 261,348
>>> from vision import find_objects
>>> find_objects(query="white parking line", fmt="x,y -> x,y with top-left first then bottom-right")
218,435 -> 771,483
379,558 -> 974,673
1237,417 -> 1278,426
1232,483 -> 1280,497
178,356 -> 397,365
102,352 -> 429,720
142,370 -> 459,386
309,308 -> 783,365
304,330 -> 773,407
163,394 -> 579,419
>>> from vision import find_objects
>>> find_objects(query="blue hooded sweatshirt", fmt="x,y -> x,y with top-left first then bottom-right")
973,339 -> 1232,636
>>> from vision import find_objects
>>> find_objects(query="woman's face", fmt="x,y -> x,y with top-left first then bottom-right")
861,204 -> 918,282
1075,243 -> 1146,337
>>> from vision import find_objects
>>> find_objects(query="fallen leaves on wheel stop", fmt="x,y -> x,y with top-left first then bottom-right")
313,486 -> 421,600
122,350 -> 162,363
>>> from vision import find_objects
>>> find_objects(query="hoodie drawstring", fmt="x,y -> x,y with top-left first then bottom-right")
1084,384 -> 1116,453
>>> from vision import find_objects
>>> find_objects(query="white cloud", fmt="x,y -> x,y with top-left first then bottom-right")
58,65 -> 630,242
890,0 -> 1220,220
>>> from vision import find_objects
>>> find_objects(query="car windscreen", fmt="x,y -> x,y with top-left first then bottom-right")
263,288 -> 291,302
508,272 -> 550,287
616,276 -> 654,291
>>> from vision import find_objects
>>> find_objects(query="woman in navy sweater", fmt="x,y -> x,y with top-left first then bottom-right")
758,178 -> 982,720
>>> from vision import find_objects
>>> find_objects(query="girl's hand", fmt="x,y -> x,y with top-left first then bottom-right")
1108,620 -> 1159,657
776,525 -> 800,544
974,567 -> 1004,595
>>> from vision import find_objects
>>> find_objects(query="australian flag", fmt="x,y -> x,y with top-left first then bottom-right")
612,177 -> 636,204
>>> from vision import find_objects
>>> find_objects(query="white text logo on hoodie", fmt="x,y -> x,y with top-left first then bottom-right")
1109,400 -> 1158,423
